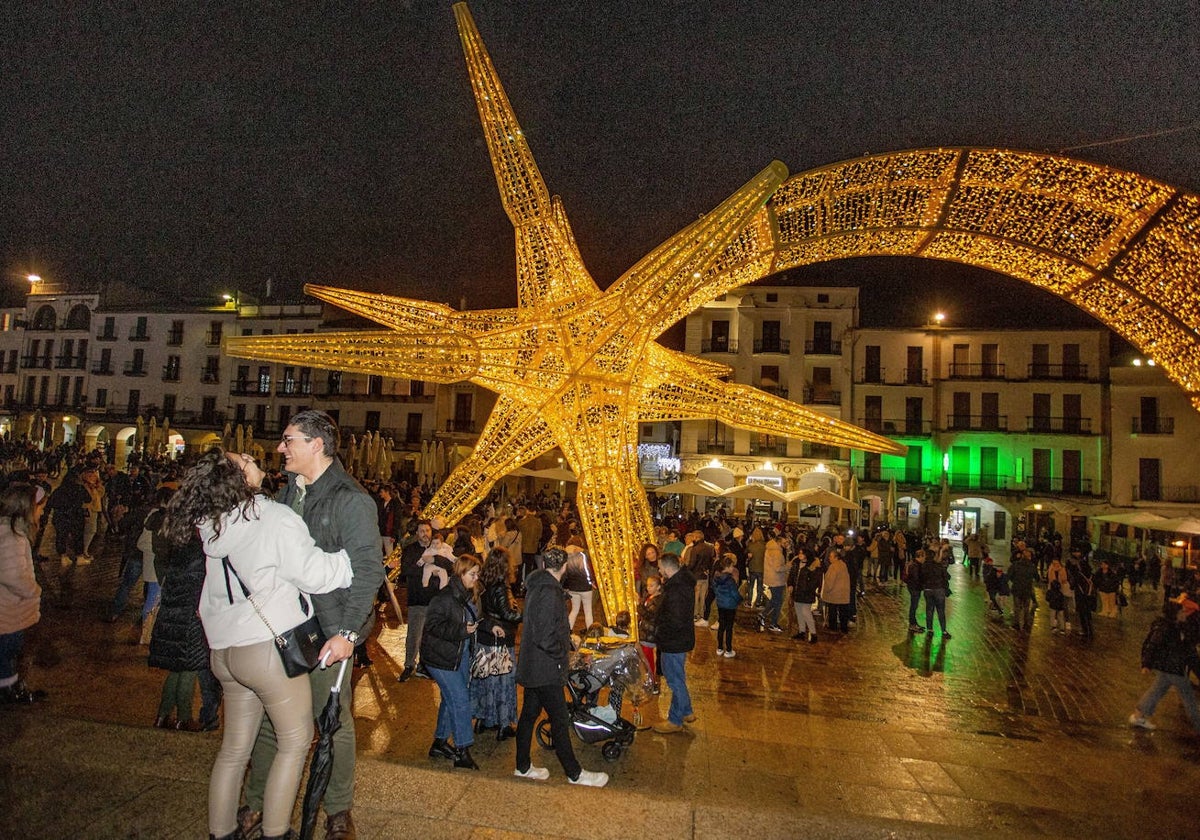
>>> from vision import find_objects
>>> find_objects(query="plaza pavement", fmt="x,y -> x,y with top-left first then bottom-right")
3,536 -> 1198,839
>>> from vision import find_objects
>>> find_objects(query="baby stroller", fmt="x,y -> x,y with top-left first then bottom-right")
536,639 -> 647,762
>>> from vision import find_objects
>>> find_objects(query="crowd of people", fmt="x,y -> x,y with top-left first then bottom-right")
1,416 -> 1199,839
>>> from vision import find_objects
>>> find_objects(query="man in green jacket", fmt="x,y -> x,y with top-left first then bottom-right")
240,410 -> 383,840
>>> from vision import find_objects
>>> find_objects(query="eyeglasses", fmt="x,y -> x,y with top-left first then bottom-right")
279,434 -> 313,447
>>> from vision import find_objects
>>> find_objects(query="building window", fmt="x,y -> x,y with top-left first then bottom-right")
96,388 -> 108,408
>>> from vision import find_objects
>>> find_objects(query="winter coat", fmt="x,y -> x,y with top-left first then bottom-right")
789,560 -> 822,603
148,537 -> 209,672
637,590 -> 662,645
421,577 -> 478,671
275,458 -> 384,639
689,541 -> 716,577
746,538 -> 766,574
198,497 -> 353,650
477,580 -> 521,648
821,557 -> 851,605
763,539 -> 788,587
0,521 -> 40,634
712,571 -> 742,610
1141,616 -> 1200,675
516,569 -> 571,687
919,558 -> 950,590
1008,557 -> 1038,598
656,567 -> 697,653
561,548 -> 594,592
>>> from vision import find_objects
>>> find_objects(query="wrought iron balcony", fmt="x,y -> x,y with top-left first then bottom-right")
122,362 -> 148,377
695,440 -> 734,455
1132,484 -> 1200,503
128,328 -> 151,341
1027,363 -> 1088,380
857,366 -> 886,384
96,329 -> 118,341
1026,476 -> 1098,496
802,388 -> 841,405
1026,416 -> 1093,434
945,414 -> 1007,431
856,417 -> 931,435
700,338 -> 738,353
804,340 -> 841,355
948,362 -> 1007,379
1131,417 -> 1174,434
752,339 -> 790,354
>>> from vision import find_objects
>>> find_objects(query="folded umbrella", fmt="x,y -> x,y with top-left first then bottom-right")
299,657 -> 351,840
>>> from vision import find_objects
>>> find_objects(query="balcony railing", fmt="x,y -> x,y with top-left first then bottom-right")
948,363 -> 1006,379
123,362 -> 148,377
856,417 -> 932,435
857,367 -> 886,384
853,466 -> 934,484
1131,417 -> 1174,434
1026,416 -> 1093,434
700,338 -> 738,353
91,364 -> 114,376
201,369 -> 220,384
128,329 -> 151,341
1132,485 -> 1200,503
19,356 -> 52,369
96,330 -> 118,341
804,340 -> 841,355
162,367 -> 181,382
803,388 -> 841,405
695,440 -> 734,455
903,368 -> 929,386
1028,363 -> 1088,380
760,385 -> 788,399
167,331 -> 184,346
230,381 -> 270,397
947,473 -> 1011,491
752,339 -> 790,354
275,382 -> 314,397
444,420 -> 476,434
54,356 -> 87,369
1027,476 -> 1098,496
945,414 -> 1008,431
205,332 -> 223,346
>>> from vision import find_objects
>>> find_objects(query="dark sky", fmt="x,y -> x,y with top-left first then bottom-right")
3,1 -> 1198,334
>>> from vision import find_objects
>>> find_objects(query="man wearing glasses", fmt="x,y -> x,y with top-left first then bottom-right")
239,410 -> 382,840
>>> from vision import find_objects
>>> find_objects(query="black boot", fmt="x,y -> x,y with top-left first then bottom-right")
0,681 -> 46,704
453,745 -> 480,769
496,724 -> 517,742
428,737 -> 455,760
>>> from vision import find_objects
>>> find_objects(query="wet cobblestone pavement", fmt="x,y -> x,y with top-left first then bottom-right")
5,536 -> 1198,838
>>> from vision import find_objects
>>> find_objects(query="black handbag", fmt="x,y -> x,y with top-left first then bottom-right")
222,557 -> 327,678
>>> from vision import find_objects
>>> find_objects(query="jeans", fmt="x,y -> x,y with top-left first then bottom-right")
716,607 -> 737,651
924,588 -> 947,633
763,584 -> 782,626
209,640 -> 314,839
516,682 -> 581,779
1137,670 -> 1200,730
907,587 -> 922,627
429,644 -> 474,748
141,582 -> 161,622
110,557 -> 144,617
748,572 -> 764,606
1012,594 -> 1034,630
660,651 -> 693,726
0,630 -> 23,683
404,604 -> 428,669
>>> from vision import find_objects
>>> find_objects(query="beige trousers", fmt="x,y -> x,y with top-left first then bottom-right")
209,640 -> 313,838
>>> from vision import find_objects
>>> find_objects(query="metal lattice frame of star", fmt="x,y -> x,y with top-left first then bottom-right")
225,3 -> 902,624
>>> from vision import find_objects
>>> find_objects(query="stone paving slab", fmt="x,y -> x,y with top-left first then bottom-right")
6,537 -> 1199,838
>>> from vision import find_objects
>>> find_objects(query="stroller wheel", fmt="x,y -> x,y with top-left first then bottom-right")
601,741 -> 623,762
535,718 -> 554,750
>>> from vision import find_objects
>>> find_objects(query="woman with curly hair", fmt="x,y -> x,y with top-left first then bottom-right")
470,547 -> 522,739
163,449 -> 353,840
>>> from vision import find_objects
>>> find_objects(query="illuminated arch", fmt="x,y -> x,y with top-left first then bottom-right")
707,148 -> 1200,409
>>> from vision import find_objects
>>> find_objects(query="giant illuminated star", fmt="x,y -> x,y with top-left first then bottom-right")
226,3 -> 903,621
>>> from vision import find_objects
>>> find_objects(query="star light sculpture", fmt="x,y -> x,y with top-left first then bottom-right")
225,3 -> 903,621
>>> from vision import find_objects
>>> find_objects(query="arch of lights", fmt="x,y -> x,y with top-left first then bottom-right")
227,2 -> 1200,623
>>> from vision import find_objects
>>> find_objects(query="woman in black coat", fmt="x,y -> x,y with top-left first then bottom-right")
470,547 -> 522,739
421,554 -> 481,769
148,536 -> 211,730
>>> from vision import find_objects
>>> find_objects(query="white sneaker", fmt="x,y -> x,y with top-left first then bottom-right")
569,769 -> 609,787
716,648 -> 725,656
514,765 -> 550,780
694,618 -> 708,627
1129,713 -> 1156,730
724,650 -> 736,658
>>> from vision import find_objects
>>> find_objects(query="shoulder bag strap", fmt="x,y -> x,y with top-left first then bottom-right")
221,556 -> 285,644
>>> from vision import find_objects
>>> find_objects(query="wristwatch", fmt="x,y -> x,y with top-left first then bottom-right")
337,629 -> 360,645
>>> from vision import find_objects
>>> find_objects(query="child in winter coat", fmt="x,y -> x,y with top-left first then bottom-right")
711,554 -> 742,657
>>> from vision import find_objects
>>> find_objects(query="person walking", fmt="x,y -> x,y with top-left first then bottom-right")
0,483 -> 46,705
1129,594 -> 1200,733
512,547 -> 608,787
653,552 -> 697,733
163,449 -> 353,840
1008,549 -> 1037,632
423,554 -> 483,770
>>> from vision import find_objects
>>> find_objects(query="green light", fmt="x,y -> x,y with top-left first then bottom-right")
942,452 -> 950,471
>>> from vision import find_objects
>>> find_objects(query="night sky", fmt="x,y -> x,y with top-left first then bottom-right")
3,1 -> 1198,336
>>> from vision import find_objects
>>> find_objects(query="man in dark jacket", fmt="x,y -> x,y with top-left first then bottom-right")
513,547 -> 608,787
653,552 -> 697,734
1130,594 -> 1200,732
242,410 -> 383,840
397,520 -> 434,681
1008,550 -> 1038,631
